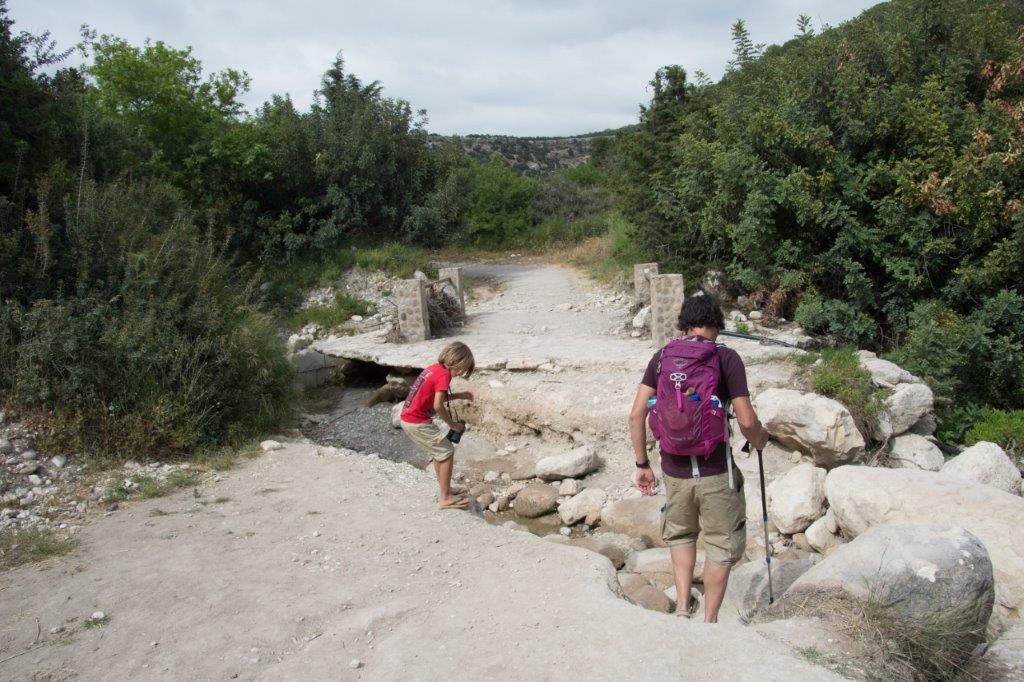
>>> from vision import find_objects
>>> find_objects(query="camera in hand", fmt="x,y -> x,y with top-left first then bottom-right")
445,421 -> 466,444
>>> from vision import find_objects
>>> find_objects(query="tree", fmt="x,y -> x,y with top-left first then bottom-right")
727,19 -> 763,71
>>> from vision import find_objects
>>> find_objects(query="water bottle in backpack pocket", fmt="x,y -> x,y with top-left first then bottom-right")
648,337 -> 728,458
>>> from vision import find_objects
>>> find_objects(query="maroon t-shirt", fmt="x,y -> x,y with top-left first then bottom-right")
641,340 -> 749,479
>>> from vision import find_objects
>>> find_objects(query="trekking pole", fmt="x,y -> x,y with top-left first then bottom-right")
757,446 -> 774,604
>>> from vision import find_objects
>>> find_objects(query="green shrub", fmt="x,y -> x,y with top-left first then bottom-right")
810,348 -> 884,437
353,243 -> 436,279
735,321 -> 751,335
464,159 -> 537,246
0,527 -> 78,570
288,292 -> 372,330
795,294 -> 876,348
0,179 -> 296,460
966,408 -> 1024,459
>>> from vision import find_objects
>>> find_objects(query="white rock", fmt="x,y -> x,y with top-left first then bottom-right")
856,351 -> 917,386
874,383 -> 934,439
488,380 -> 505,389
90,611 -> 105,621
483,470 -> 500,483
753,389 -> 865,469
534,446 -> 599,481
349,659 -> 363,669
625,547 -> 673,574
558,479 -> 581,496
51,455 -> 67,468
826,465 -> 1024,626
748,310 -> 763,321
888,433 -> 944,471
940,441 -> 1021,495
823,507 -> 839,535
28,474 -> 42,486
260,440 -> 283,452
350,315 -> 363,322
632,306 -> 652,330
390,403 -> 403,429
559,526 -> 572,536
558,488 -> 607,525
767,463 -> 827,534
804,515 -> 842,553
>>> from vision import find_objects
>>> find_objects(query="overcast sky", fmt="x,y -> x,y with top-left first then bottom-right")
9,0 -> 882,136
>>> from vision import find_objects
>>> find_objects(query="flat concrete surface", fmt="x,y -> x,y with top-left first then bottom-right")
0,443 -> 840,681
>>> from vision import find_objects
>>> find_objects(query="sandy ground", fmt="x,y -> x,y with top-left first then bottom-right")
0,443 -> 838,681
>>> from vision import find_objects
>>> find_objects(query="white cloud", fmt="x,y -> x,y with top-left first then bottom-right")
7,0 -> 882,135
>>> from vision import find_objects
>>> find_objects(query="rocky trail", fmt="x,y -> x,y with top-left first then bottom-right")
2,261 -> 1022,679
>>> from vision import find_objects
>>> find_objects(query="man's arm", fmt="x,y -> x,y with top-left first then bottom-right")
629,385 -> 657,494
433,392 -> 463,432
732,395 -> 769,450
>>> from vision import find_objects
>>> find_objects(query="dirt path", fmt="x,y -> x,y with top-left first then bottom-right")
0,443 -> 837,680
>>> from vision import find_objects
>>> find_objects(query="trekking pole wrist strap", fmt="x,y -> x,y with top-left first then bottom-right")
635,460 -> 651,469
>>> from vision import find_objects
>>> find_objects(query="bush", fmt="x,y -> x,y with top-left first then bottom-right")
966,408 -> 1024,459
464,159 -> 537,246
795,294 -> 876,348
809,348 -> 884,438
0,179 -> 296,460
288,292 -> 372,331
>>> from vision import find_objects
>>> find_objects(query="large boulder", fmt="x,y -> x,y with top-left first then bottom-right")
856,351 -> 917,387
940,441 -> 1021,495
753,389 -> 865,469
601,496 -> 666,548
981,620 -> 1024,678
767,463 -> 827,534
513,484 -> 560,518
888,433 -> 944,471
617,573 -> 673,613
558,488 -> 607,525
719,559 -> 813,624
534,446 -> 599,481
787,525 -> 994,635
874,383 -> 934,439
826,465 -> 1024,625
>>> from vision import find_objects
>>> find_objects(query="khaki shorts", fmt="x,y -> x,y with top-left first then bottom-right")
661,470 -> 746,566
400,420 -> 455,462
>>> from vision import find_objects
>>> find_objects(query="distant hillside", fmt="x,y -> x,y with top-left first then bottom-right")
429,129 -> 629,174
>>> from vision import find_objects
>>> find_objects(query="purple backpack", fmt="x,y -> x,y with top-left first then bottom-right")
648,337 -> 728,457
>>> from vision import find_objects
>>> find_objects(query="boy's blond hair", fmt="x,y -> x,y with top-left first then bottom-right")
438,342 -> 475,379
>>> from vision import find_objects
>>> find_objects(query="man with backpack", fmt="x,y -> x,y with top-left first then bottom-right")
628,295 -> 770,622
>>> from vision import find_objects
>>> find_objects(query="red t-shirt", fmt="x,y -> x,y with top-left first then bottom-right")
401,363 -> 452,424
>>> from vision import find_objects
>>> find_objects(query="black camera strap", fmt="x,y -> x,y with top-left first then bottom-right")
445,393 -> 459,422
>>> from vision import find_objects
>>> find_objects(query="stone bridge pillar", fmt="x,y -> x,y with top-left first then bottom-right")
438,266 -> 466,317
396,278 -> 431,342
634,263 -> 659,309
650,274 -> 685,348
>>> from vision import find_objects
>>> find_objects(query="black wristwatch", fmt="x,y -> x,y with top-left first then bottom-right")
635,460 -> 651,469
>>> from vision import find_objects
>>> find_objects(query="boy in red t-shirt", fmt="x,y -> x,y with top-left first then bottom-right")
400,342 -> 476,509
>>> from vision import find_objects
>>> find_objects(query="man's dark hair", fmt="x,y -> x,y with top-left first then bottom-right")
677,294 -> 725,331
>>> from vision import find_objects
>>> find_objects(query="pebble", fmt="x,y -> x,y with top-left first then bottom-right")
51,455 -> 67,468
349,659 -> 363,669
260,440 -> 283,452
90,611 -> 106,621
50,626 -> 64,634
559,526 -> 571,536
483,471 -> 499,483
150,640 -> 158,647
350,315 -> 364,322
28,474 -> 42,486
20,450 -> 37,461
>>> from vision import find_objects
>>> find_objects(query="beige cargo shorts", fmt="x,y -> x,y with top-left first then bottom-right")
661,470 -> 746,566
400,420 -> 455,462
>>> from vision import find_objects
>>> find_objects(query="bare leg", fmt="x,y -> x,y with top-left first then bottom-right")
702,560 -> 732,623
433,456 -> 463,507
669,545 -> 696,616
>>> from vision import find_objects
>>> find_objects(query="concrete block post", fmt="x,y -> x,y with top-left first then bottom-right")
650,274 -> 685,348
634,263 -> 659,309
438,266 -> 466,317
396,278 -> 431,342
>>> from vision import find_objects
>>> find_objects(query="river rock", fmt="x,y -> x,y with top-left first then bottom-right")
601,496 -> 666,548
534,446 -> 598,481
940,441 -> 1021,495
51,455 -> 67,468
624,581 -> 674,613
753,389 -> 865,469
514,484 -> 560,518
888,433 -> 944,471
982,620 -> 1024,678
826,465 -> 1024,625
719,559 -> 813,624
767,463 -> 827,534
874,383 -> 934,439
558,479 -> 581,496
804,515 -> 843,554
558,488 -> 607,525
787,525 -> 994,634
547,532 -> 639,569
